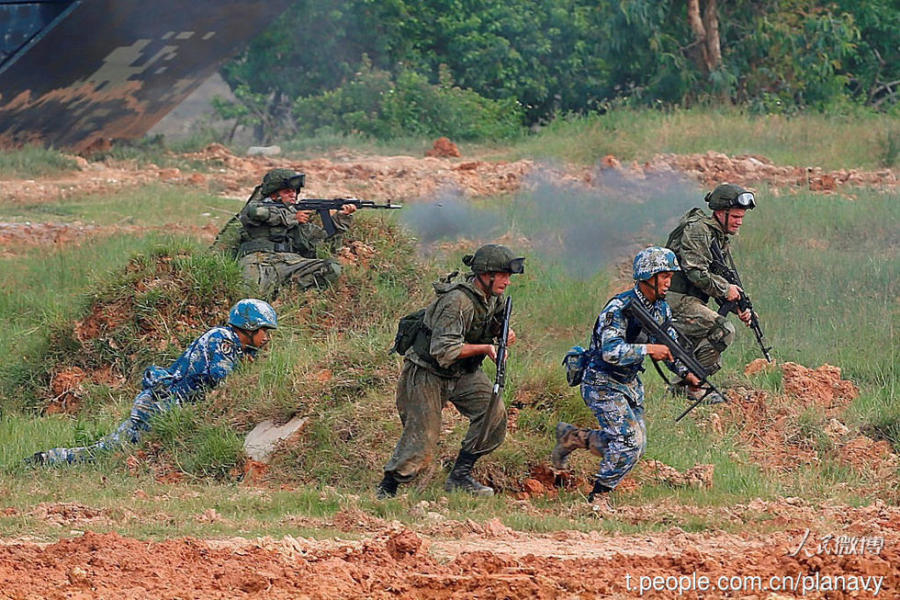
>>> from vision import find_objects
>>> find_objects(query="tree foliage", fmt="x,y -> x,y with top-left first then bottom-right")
219,0 -> 899,140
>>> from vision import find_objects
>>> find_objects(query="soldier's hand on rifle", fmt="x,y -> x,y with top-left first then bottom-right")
484,344 -> 498,362
684,373 -> 701,387
646,344 -> 673,361
295,210 -> 313,224
339,204 -> 357,216
725,284 -> 743,302
738,308 -> 753,325
506,328 -> 517,347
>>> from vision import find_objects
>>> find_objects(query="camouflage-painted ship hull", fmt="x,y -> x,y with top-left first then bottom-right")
0,0 -> 291,151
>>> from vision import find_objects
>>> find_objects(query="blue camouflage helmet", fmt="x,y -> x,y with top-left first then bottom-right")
633,246 -> 680,281
228,299 -> 278,330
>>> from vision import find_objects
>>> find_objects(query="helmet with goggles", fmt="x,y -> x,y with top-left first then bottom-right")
260,169 -> 305,198
705,183 -> 756,211
462,244 -> 525,275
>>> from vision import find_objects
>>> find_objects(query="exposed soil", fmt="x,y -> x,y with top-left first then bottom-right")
0,511 -> 896,599
2,146 -> 896,598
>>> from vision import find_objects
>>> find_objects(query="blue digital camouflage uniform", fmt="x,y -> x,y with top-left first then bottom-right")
580,286 -> 688,489
39,326 -> 250,465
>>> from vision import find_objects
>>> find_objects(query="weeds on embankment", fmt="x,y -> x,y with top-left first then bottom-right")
0,117 -> 895,538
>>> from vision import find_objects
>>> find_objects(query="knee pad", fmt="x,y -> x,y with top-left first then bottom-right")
707,316 -> 735,353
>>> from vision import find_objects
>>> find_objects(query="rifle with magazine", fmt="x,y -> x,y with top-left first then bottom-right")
293,198 -> 402,236
709,240 -> 773,362
624,299 -> 725,422
475,297 -> 512,447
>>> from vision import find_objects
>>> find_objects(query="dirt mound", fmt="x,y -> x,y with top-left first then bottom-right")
640,460 -> 715,489
0,526 -> 895,599
425,137 -> 462,158
781,362 -> 859,411
712,361 -> 897,482
38,248 -> 240,408
643,151 -> 897,191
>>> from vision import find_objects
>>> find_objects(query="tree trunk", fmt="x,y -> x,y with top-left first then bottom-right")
687,0 -> 721,73
702,0 -> 722,71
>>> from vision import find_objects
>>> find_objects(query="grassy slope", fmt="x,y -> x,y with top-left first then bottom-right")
0,109 -> 896,540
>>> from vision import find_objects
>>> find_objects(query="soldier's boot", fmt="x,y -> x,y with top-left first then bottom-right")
687,385 -> 727,405
444,450 -> 494,497
23,452 -> 47,467
376,472 -> 399,499
587,480 -> 616,513
550,422 -> 588,471
667,379 -> 689,397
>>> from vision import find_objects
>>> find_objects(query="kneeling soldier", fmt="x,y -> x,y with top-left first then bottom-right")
237,168 -> 355,299
552,247 -> 698,508
378,244 -> 524,498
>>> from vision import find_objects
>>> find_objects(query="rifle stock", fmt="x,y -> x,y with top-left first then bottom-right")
475,297 -> 512,448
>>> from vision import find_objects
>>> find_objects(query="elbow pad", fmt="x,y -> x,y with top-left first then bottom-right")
251,206 -> 270,220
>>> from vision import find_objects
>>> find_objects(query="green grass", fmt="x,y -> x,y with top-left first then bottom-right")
0,114 -> 895,541
499,108 -> 900,169
0,145 -> 78,177
0,184 -> 244,227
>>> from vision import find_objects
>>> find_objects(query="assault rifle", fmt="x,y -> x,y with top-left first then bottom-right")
475,297 -> 512,448
624,299 -> 725,422
293,198 -> 402,236
710,240 -> 773,362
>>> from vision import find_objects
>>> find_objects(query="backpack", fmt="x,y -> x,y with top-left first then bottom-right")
210,214 -> 245,259
561,345 -> 588,387
390,308 -> 427,355
210,186 -> 262,259
389,275 -> 489,367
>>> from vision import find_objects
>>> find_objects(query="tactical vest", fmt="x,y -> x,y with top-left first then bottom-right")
408,279 -> 500,378
236,200 -> 316,258
586,290 -> 650,384
666,208 -> 725,303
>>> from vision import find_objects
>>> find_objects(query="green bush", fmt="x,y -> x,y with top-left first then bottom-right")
292,60 -> 524,140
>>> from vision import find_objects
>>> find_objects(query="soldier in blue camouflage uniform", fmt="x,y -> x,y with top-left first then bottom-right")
551,247 -> 699,507
27,299 -> 278,466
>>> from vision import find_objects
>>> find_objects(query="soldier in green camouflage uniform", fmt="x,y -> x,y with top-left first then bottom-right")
236,168 -> 355,299
665,183 -> 756,402
377,244 -> 525,499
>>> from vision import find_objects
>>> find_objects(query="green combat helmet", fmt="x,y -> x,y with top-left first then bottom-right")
260,168 -> 306,197
705,183 -> 756,210
462,244 -> 525,274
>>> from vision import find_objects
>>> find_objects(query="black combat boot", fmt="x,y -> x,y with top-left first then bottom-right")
376,472 -> 399,499
588,480 -> 616,512
550,422 -> 588,471
23,451 -> 47,467
588,480 -> 614,502
444,450 -> 494,497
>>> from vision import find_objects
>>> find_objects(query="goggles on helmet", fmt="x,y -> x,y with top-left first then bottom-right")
286,174 -> 305,192
507,257 -> 526,274
734,192 -> 756,208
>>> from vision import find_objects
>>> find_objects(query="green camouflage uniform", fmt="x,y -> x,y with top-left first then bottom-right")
383,277 -> 507,483
236,187 -> 352,299
665,208 -> 736,374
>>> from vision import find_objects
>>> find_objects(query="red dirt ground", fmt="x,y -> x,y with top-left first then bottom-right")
1,147 -> 896,598
0,515 -> 896,599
